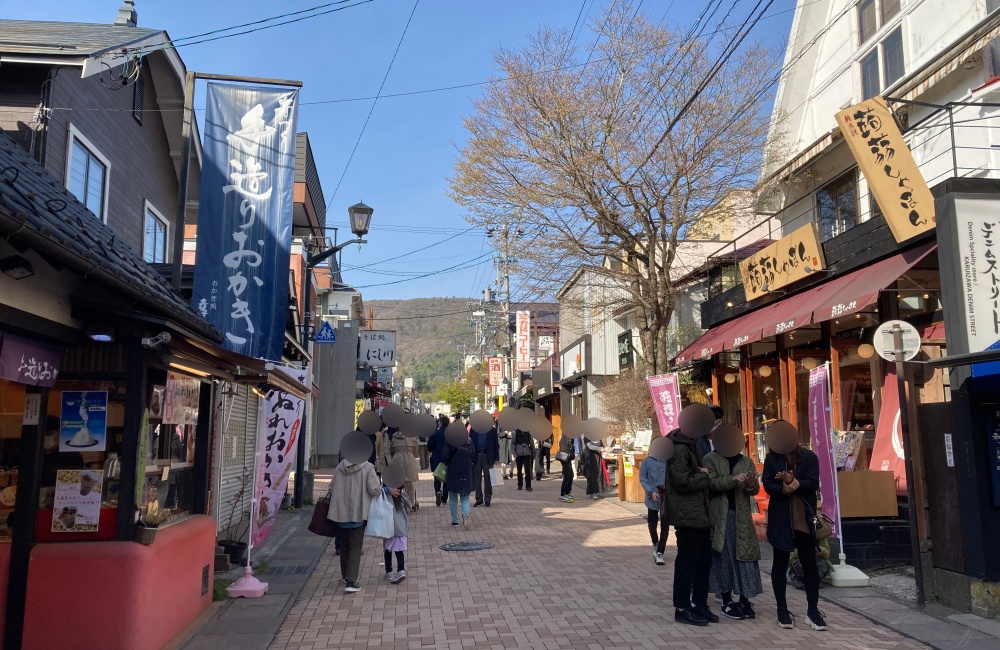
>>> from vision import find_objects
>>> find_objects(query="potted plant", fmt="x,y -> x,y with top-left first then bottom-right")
134,500 -> 171,545
219,471 -> 252,565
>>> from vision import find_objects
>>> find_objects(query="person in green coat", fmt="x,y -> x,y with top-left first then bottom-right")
704,424 -> 764,621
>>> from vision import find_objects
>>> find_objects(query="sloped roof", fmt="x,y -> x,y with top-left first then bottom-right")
0,19 -> 162,57
0,131 -> 219,341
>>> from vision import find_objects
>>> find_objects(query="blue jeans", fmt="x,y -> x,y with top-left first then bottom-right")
449,492 -> 470,522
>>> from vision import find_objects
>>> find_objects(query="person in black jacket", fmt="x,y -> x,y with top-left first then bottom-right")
470,423 -> 500,507
512,429 -> 535,491
427,415 -> 450,506
762,421 -> 827,632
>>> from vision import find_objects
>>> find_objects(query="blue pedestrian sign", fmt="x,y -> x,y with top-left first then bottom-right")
315,321 -> 337,343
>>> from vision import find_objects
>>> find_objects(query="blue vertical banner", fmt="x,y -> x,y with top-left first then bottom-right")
192,83 -> 299,362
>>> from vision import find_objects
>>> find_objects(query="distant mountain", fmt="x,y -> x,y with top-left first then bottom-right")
365,298 -> 476,393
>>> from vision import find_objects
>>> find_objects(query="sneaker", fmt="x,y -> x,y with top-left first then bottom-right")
567,496 -> 577,502
655,553 -> 665,566
435,492 -> 442,507
383,572 -> 394,582
345,581 -> 360,593
485,502 -> 491,507
806,610 -> 828,631
777,609 -> 794,629
674,607 -> 709,626
517,486 -> 523,491
721,602 -> 744,620
693,606 -> 719,623
461,514 -> 470,529
526,487 -> 533,492
451,521 -> 459,526
591,494 -> 600,500
560,495 -> 573,502
652,545 -> 658,560
740,600 -> 756,620
390,570 -> 407,584
473,501 -> 484,508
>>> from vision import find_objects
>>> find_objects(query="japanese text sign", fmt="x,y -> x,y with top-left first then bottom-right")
488,356 -> 503,386
516,311 -> 531,371
739,224 -> 825,300
192,83 -> 300,362
359,330 -> 396,367
253,364 -> 307,546
164,372 -> 201,426
647,374 -> 681,434
837,97 -> 935,243
0,332 -> 61,387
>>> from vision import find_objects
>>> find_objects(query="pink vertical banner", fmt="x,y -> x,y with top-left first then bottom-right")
647,374 -> 682,434
808,365 -> 839,538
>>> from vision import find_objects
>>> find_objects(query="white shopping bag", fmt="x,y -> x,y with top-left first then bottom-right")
489,467 -> 505,487
365,491 -> 395,539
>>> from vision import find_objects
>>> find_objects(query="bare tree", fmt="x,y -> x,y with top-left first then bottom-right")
598,370 -> 654,446
450,2 -> 781,374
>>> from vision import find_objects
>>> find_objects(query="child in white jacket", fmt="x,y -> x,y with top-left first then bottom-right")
383,485 -> 410,584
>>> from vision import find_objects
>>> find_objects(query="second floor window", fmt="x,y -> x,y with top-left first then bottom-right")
861,28 -> 904,99
816,172 -> 859,241
67,130 -> 109,222
858,0 -> 901,45
144,204 -> 168,263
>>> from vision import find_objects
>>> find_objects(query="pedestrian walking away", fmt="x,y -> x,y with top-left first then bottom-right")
443,432 -> 474,528
704,425 -> 763,622
498,427 -> 513,479
327,457 -> 381,593
471,421 -> 500,507
428,415 -> 450,507
763,421 -> 827,632
665,426 -> 716,626
390,428 -> 420,511
382,484 -> 411,584
638,450 -> 669,565
557,433 -> 576,502
512,428 -> 535,491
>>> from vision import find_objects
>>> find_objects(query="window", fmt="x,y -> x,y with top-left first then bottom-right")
133,74 -> 144,123
816,172 -> 859,241
859,0 -> 900,45
65,126 -> 110,222
861,26 -> 905,99
143,202 -> 168,263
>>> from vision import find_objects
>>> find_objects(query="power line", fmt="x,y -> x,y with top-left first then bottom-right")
327,0 -> 421,207
352,251 -> 492,289
353,226 -> 477,267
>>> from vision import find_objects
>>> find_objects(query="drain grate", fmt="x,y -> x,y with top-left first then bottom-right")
265,565 -> 311,575
440,541 -> 494,552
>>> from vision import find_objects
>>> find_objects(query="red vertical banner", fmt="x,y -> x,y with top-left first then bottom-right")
808,366 -> 839,538
871,364 -> 907,496
647,374 -> 681,434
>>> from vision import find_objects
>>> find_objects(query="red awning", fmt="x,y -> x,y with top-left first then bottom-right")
672,242 -> 936,366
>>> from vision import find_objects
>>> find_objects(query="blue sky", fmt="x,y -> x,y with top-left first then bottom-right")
2,0 -> 797,300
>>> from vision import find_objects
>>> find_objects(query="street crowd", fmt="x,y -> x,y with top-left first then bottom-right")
315,403 -> 831,634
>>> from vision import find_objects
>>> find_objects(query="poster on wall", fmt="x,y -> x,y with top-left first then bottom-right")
870,364 -> 907,496
164,372 -> 200,425
52,470 -> 103,532
59,391 -> 108,452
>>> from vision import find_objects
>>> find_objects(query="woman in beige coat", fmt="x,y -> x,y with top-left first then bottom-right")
390,431 -> 420,511
327,457 -> 381,593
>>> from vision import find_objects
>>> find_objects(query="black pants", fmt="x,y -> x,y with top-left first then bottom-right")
647,508 -> 669,553
586,464 -> 601,495
338,525 -> 366,582
772,531 -> 820,613
516,455 -> 532,488
539,447 -> 551,473
474,452 -> 492,504
384,550 -> 405,572
560,458 -> 574,496
672,527 -> 712,610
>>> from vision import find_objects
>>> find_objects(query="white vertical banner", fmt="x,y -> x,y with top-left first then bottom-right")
516,311 -> 531,371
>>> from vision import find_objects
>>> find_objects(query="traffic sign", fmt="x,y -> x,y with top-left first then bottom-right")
315,321 -> 337,343
873,320 -> 920,361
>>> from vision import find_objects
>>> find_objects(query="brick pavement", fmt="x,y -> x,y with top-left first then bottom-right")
271,469 -> 927,650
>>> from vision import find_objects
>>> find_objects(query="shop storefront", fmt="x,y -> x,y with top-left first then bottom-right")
0,134 -> 312,648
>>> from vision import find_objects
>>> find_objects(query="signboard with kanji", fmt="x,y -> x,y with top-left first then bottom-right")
488,356 -> 503,386
359,330 -> 396,367
739,223 -> 825,300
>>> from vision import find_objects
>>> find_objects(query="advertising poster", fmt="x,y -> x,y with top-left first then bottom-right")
164,372 -> 200,425
516,311 -> 531,370
871,364 -> 907,496
488,356 -> 503,386
52,470 -> 103,532
59,391 -> 108,452
807,366 -> 839,538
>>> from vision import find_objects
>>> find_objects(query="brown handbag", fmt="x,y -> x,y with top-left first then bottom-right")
308,493 -> 340,538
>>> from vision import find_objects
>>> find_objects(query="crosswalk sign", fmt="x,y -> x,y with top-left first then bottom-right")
315,321 -> 337,343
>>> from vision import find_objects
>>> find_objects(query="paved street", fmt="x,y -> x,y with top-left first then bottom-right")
271,469 -> 926,650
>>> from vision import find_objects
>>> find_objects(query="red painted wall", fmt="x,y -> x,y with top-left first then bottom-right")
23,515 -> 215,650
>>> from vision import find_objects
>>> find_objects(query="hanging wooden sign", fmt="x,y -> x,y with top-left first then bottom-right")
739,223 -> 825,300
836,97 -> 935,243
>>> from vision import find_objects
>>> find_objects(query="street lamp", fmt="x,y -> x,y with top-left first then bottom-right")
294,201 -> 374,508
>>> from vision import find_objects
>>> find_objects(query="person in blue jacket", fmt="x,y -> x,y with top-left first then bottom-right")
427,414 -> 450,506
639,450 -> 669,566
